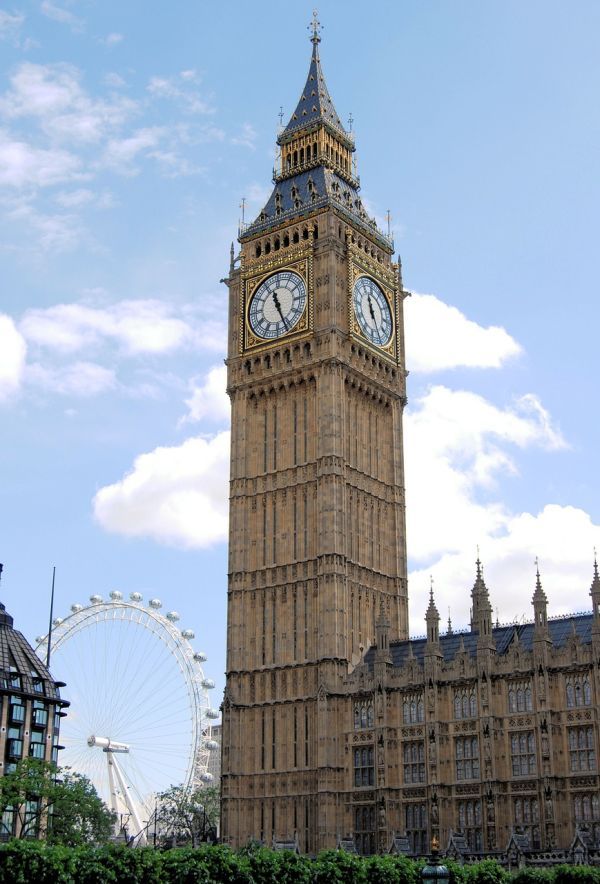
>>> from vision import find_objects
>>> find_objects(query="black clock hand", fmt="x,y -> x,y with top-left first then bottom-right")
367,294 -> 379,331
272,291 -> 289,329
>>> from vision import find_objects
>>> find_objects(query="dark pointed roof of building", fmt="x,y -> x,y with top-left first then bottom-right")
364,612 -> 593,670
281,33 -> 346,139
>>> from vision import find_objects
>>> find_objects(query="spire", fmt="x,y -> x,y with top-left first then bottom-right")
532,558 -> 550,641
470,553 -> 495,651
0,562 -> 13,627
374,595 -> 392,665
590,549 -> 600,632
281,12 -> 347,139
447,607 -> 453,636
532,557 -> 547,603
425,578 -> 441,652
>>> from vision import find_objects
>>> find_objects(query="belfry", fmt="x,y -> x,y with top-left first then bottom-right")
221,19 -> 600,864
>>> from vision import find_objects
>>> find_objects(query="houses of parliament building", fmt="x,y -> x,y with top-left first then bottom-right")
220,18 -> 600,864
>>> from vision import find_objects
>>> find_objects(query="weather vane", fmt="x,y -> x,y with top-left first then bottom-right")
278,106 -> 284,127
309,9 -> 322,43
348,112 -> 354,132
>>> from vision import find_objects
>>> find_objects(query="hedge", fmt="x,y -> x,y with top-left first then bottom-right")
0,842 -> 598,884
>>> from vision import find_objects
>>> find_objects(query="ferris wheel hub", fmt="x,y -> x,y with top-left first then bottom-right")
88,735 -> 130,753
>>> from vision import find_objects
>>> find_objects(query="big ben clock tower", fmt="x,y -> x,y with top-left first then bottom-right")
221,16 -> 409,852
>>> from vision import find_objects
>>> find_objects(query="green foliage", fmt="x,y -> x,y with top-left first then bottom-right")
466,858 -> 510,884
3,841 -> 600,884
554,866 -> 600,884
511,870 -> 555,884
312,848 -> 368,884
0,759 -> 116,846
155,783 -> 220,847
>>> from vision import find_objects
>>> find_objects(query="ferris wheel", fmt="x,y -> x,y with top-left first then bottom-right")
35,591 -> 219,842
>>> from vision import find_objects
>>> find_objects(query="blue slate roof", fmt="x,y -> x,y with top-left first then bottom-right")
242,167 -> 389,248
364,613 -> 593,670
281,38 -> 346,139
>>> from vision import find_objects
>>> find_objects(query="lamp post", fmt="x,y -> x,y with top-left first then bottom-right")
421,837 -> 449,884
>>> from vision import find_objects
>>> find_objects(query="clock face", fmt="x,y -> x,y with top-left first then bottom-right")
353,276 -> 393,346
248,270 -> 307,340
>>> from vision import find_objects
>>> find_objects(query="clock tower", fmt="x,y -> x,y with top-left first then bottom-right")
221,17 -> 409,852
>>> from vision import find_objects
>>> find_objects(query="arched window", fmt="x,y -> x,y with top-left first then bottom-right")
255,244 -> 261,257
293,231 -> 299,244
300,147 -> 304,164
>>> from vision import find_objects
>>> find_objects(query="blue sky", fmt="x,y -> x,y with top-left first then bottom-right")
1,0 -> 600,714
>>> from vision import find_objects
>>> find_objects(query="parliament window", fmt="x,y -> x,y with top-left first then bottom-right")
405,803 -> 427,856
354,805 -> 375,855
455,736 -> 479,780
574,794 -> 600,843
508,680 -> 532,713
511,732 -> 536,777
354,746 -> 374,787
457,799 -> 482,852
566,674 -> 592,708
454,686 -> 477,719
569,726 -> 596,772
353,701 -> 374,730
514,797 -> 540,849
402,692 -> 424,724
403,741 -> 425,784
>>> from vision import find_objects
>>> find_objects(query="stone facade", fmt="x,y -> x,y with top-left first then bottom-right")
220,24 -> 600,860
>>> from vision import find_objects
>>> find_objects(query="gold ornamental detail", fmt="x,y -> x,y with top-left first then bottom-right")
347,246 -> 398,363
241,247 -> 313,354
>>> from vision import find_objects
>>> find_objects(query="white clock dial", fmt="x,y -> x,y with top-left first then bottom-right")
248,270 -> 307,340
352,276 -> 393,346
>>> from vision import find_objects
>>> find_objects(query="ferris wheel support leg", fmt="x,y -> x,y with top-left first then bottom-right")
106,752 -> 122,836
111,752 -> 148,846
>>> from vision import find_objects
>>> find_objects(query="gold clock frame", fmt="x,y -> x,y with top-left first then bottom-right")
348,249 -> 398,362
241,247 -> 313,354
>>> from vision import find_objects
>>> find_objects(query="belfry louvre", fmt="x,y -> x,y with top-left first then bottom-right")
220,19 -> 600,864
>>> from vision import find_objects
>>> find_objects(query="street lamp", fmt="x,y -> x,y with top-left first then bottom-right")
421,837 -> 449,884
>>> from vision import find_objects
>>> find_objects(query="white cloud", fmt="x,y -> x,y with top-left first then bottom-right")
40,1 -> 83,31
0,63 -> 137,144
405,292 -> 522,372
26,360 -> 116,395
0,10 -> 25,43
0,314 -> 26,401
103,126 -> 165,172
182,364 -> 229,425
147,71 -> 214,115
0,132 -> 83,187
21,299 -> 194,355
409,505 -> 600,636
231,122 -> 257,149
404,385 -> 566,562
93,432 -> 230,548
6,199 -> 83,250
100,32 -> 123,47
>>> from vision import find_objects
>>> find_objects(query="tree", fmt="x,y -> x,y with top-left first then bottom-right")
0,758 -> 116,846
155,783 -> 220,847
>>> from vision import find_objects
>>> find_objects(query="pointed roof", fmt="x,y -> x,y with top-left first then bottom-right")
426,580 -> 439,620
590,552 -> 600,596
532,558 -> 547,603
281,17 -> 347,140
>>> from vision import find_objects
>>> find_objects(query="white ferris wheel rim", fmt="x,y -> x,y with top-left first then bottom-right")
35,595 -> 217,800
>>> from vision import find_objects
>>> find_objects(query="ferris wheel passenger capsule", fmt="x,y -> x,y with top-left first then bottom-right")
194,651 -> 207,662
206,708 -> 219,719
90,595 -> 103,604
181,629 -> 195,639
129,592 -> 143,602
166,611 -> 180,621
200,772 -> 214,783
201,678 -> 215,689
71,604 -> 83,613
35,635 -> 46,644
206,740 -> 219,751
109,590 -> 123,601
149,598 -> 162,609
52,617 -> 63,627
